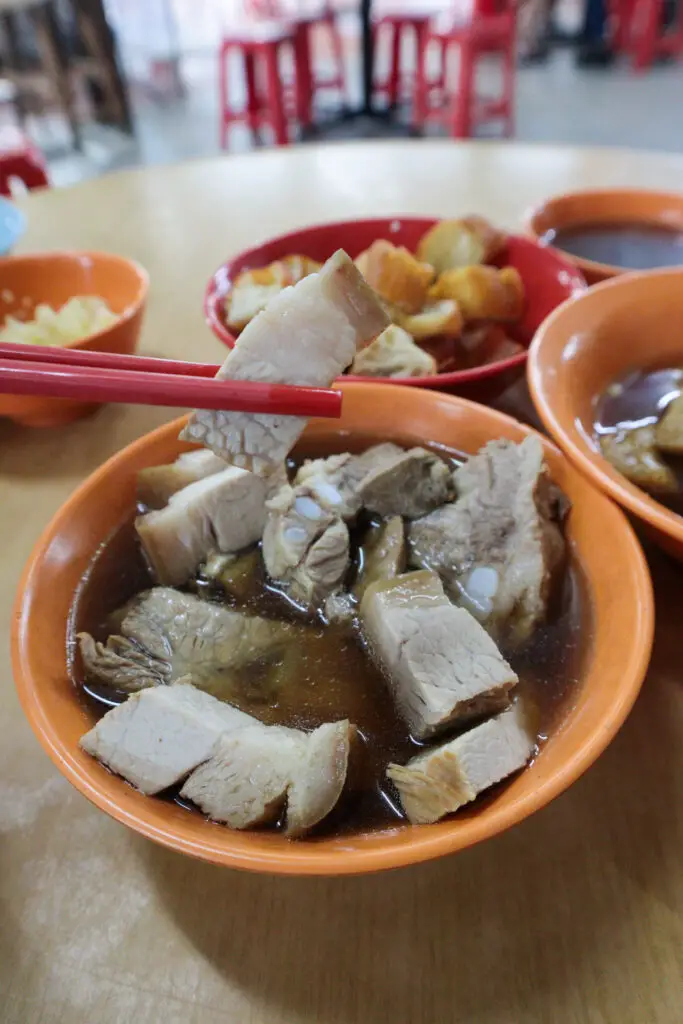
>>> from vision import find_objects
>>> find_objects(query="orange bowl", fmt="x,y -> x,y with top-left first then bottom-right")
528,268 -> 683,562
525,189 -> 683,284
0,251 -> 148,427
12,384 -> 653,875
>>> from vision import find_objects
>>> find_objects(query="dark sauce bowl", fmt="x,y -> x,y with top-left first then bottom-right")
525,189 -> 683,284
12,384 -> 652,875
204,217 -> 586,405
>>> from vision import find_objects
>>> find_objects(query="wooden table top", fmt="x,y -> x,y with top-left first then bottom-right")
2,141 -> 683,1024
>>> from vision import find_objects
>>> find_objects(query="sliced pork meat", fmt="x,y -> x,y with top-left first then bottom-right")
360,570 -> 517,740
262,482 -> 350,607
387,702 -> 534,824
179,250 -> 389,475
358,447 -> 454,519
293,442 -> 404,520
180,725 -> 306,829
79,680 -> 256,795
136,466 -> 267,586
352,516 -> 405,601
78,587 -> 298,698
408,436 -> 566,644
137,449 -> 229,509
286,720 -> 355,836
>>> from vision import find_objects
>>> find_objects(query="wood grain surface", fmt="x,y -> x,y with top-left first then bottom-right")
2,141 -> 683,1024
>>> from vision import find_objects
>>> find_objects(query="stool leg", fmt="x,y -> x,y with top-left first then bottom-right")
263,42 -> 289,146
293,22 -> 313,129
387,24 -> 401,107
218,43 -> 229,148
453,40 -> 474,138
244,51 -> 261,139
326,10 -> 346,96
412,25 -> 429,128
633,0 -> 661,69
501,30 -> 516,136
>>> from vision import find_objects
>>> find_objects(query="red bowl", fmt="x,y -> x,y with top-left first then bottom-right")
204,217 -> 586,403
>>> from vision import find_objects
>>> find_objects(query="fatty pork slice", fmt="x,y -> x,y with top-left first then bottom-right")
179,250 -> 389,475
78,587 -> 296,695
136,465 -> 267,586
262,482 -> 350,607
407,436 -> 566,645
360,570 -> 517,741
136,449 -> 229,509
79,680 -> 256,795
387,702 -> 534,824
352,516 -> 405,601
180,719 -> 355,833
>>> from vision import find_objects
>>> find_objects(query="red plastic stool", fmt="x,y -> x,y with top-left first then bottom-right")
0,127 -> 49,196
372,12 -> 431,107
218,25 -> 296,148
611,0 -> 683,70
413,0 -> 516,138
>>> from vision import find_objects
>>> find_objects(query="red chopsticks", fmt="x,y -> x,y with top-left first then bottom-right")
0,342 -> 343,419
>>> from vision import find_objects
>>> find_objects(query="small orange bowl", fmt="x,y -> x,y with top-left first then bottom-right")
0,251 -> 148,428
525,189 -> 683,284
528,267 -> 683,562
12,384 -> 653,875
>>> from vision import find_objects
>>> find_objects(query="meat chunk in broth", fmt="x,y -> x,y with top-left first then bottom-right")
262,483 -> 350,607
180,250 -> 389,475
360,570 -> 517,740
352,516 -> 405,601
599,425 -> 677,494
358,447 -> 454,519
408,437 -> 566,645
78,588 -> 300,701
293,443 -> 404,521
655,392 -> 683,454
181,724 -> 307,829
181,718 -> 355,834
136,466 -> 267,586
79,680 -> 255,795
387,702 -> 534,824
136,449 -> 229,510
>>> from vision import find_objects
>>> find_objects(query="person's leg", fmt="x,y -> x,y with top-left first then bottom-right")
576,0 -> 615,65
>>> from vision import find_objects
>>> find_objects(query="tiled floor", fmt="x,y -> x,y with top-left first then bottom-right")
27,1 -> 683,189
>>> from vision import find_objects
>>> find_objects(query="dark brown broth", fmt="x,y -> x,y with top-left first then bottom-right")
544,223 -> 683,270
596,367 -> 683,513
69,436 -> 589,836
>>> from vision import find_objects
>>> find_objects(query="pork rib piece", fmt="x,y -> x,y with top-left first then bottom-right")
360,570 -> 517,740
387,702 -> 534,824
408,436 -> 566,644
78,587 -> 298,696
79,680 -> 255,795
180,250 -> 389,474
293,443 -> 403,520
358,447 -> 453,519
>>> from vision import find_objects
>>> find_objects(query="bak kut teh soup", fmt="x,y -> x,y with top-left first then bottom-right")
70,433 -> 589,841
596,367 -> 683,514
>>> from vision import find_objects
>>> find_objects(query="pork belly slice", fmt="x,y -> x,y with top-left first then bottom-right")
286,720 -> 355,836
358,447 -> 454,519
352,516 -> 405,602
179,250 -> 390,475
136,465 -> 267,586
78,587 -> 296,696
293,443 -> 404,520
387,703 -> 534,824
408,436 -> 566,645
180,725 -> 307,829
79,680 -> 256,795
360,571 -> 517,740
137,449 -> 229,509
262,483 -> 350,607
